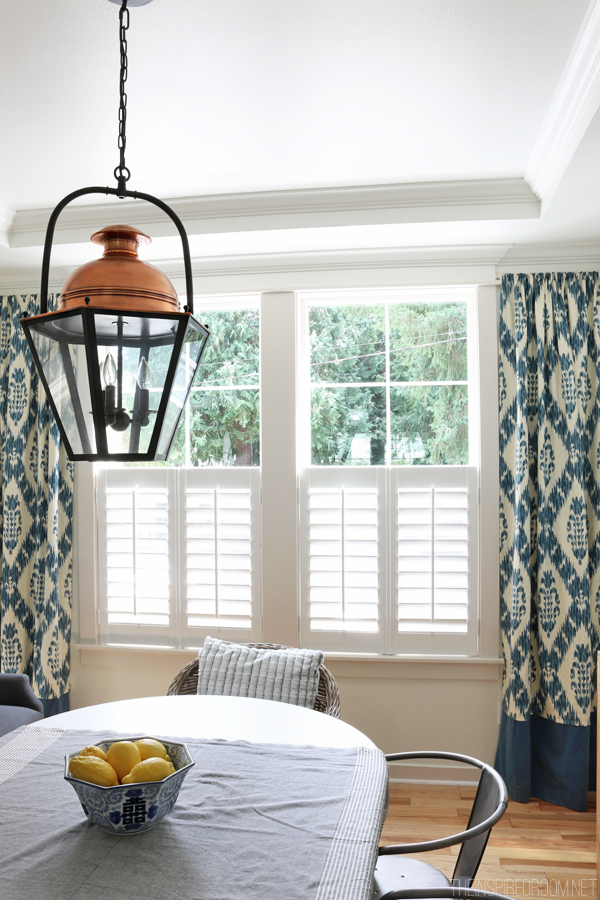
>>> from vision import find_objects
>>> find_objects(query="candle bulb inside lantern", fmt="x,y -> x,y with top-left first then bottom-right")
102,353 -> 117,425
136,356 -> 151,426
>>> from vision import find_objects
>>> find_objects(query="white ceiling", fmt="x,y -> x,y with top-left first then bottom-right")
2,0 -> 600,291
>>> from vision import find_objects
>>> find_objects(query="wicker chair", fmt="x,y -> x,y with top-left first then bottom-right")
167,642 -> 341,718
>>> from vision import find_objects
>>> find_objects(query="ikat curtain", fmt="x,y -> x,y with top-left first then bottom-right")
495,272 -> 600,811
0,294 -> 73,714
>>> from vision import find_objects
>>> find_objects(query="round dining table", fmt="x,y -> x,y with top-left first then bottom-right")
7,695 -> 387,900
37,693 -> 377,749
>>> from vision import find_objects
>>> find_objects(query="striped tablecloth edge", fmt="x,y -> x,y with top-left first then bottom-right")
0,725 -> 64,784
316,746 -> 388,900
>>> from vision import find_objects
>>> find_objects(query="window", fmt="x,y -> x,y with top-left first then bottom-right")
84,285 -> 496,660
95,299 -> 262,647
299,290 -> 479,655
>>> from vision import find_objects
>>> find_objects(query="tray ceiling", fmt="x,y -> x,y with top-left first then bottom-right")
1,0 -> 600,288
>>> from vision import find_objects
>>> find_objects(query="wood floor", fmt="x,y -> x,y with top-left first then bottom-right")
380,783 -> 597,897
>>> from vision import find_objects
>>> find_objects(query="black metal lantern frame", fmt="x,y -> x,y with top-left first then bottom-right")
20,0 -> 211,463
21,189 -> 210,464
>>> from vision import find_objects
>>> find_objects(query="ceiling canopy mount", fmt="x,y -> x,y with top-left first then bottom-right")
107,0 -> 154,7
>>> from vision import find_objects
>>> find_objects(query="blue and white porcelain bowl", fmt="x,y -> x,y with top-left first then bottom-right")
64,736 -> 195,835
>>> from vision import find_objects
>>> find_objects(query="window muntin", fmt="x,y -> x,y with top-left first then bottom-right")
308,298 -> 469,467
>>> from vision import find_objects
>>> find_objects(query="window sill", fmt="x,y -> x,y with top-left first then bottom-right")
76,643 -> 503,681
323,653 -> 503,680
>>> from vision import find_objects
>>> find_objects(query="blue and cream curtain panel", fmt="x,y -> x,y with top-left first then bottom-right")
496,272 -> 600,811
0,294 -> 73,715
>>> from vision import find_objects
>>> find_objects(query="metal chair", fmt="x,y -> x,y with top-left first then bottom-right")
167,642 -> 341,717
381,889 -> 514,900
373,752 -> 507,899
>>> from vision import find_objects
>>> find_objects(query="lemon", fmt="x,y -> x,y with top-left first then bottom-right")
78,745 -> 108,761
106,741 -> 142,783
69,755 -> 119,787
122,757 -> 176,784
134,738 -> 170,761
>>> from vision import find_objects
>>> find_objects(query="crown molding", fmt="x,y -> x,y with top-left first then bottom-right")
180,245 -> 506,291
8,179 -> 540,249
4,242 -> 600,295
169,244 -> 513,278
0,245 -> 511,295
526,0 -> 600,206
143,245 -> 510,291
496,241 -> 600,273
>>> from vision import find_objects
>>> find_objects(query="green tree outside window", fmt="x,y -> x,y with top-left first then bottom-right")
309,301 -> 468,466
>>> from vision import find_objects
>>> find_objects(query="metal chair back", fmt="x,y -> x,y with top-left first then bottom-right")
452,763 -> 507,884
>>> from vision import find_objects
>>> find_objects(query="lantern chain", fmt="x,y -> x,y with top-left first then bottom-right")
115,0 -> 131,193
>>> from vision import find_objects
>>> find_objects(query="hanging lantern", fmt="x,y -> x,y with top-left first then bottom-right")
20,0 -> 210,462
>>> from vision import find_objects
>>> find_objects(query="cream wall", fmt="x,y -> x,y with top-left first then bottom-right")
70,642 -> 502,778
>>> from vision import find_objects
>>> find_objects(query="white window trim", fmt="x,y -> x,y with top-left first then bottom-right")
298,288 -> 484,657
474,283 -> 501,659
76,282 -> 500,666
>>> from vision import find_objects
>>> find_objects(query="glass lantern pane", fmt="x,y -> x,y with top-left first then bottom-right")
93,312 -> 182,457
156,317 -> 210,459
25,312 -> 96,456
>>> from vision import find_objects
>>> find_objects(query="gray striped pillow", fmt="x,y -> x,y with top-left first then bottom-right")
196,637 -> 324,709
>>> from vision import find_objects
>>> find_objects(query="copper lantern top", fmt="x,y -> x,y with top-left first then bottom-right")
57,224 -> 181,314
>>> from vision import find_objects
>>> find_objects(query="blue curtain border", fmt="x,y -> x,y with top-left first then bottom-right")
495,710 -> 595,812
40,693 -> 70,718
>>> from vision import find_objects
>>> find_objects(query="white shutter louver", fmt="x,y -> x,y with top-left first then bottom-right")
300,468 -> 386,653
183,467 -> 261,644
186,487 -> 252,629
308,487 -> 378,632
98,467 -> 176,643
97,467 -> 261,646
392,466 -> 477,655
105,486 -> 170,626
397,486 -> 468,633
301,466 -> 477,655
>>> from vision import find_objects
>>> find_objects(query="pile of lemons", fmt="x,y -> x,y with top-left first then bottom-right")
68,738 -> 176,787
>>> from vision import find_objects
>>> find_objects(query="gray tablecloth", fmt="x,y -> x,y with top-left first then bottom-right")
0,725 -> 388,900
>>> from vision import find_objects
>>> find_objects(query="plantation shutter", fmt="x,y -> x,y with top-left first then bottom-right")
182,467 -> 261,645
97,467 -> 178,645
391,466 -> 478,655
97,466 -> 261,647
299,467 -> 387,653
300,466 -> 478,655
